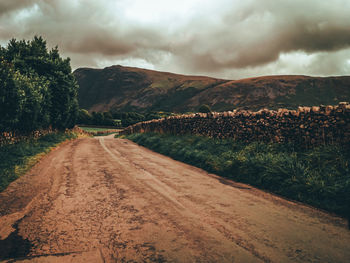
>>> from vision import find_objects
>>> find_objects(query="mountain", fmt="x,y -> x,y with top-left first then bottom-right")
74,65 -> 350,112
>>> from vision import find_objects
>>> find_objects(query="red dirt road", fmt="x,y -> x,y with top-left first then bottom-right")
0,135 -> 349,262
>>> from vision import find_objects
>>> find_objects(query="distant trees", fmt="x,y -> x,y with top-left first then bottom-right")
77,109 -> 121,127
0,36 -> 79,133
198,104 -> 211,113
76,109 -> 172,127
77,109 -> 92,124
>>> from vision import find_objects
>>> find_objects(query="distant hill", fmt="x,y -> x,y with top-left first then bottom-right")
74,65 -> 350,112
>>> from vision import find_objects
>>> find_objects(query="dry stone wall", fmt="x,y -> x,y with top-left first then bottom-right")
121,102 -> 350,147
0,129 -> 54,146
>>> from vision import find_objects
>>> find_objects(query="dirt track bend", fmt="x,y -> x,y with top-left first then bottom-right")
0,135 -> 349,262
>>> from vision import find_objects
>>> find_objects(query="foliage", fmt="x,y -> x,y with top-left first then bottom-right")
198,104 -> 211,113
77,109 -> 92,124
77,109 -> 174,127
77,109 -> 121,127
0,36 -> 79,133
0,131 -> 78,192
78,126 -> 121,136
126,133 -> 350,217
113,111 -> 173,127
79,126 -> 120,133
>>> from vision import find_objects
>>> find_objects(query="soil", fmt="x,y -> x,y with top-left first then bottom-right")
0,135 -> 349,262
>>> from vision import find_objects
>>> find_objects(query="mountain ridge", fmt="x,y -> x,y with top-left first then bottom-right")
74,65 -> 350,112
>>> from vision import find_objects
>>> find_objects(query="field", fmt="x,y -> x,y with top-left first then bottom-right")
0,131 -> 78,192
125,133 -> 350,217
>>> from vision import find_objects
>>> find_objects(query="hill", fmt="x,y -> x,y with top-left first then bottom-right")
74,65 -> 350,112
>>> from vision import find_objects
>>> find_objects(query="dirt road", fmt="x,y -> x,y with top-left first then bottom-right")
0,135 -> 349,262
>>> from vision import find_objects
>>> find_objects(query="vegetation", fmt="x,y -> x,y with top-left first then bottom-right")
77,109 -> 121,127
0,131 -> 78,192
79,126 -> 119,133
77,109 -> 174,127
0,36 -> 79,133
198,104 -> 211,113
78,126 -> 121,136
126,133 -> 350,217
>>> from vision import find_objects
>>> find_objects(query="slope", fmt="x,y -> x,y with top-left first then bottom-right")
74,65 -> 350,112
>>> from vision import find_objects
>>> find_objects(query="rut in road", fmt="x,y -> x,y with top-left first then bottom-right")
0,135 -> 349,262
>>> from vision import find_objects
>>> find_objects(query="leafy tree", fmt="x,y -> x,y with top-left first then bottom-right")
0,36 -> 79,133
0,61 -> 25,131
198,104 -> 211,113
77,109 -> 92,124
18,73 -> 50,132
103,111 -> 113,120
91,112 -> 104,125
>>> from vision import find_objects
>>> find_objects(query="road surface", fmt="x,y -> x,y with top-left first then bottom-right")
0,135 -> 349,262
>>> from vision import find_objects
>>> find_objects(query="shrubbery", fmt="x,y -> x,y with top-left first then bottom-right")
0,36 -> 79,133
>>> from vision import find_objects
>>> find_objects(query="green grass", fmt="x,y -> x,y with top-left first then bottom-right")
93,132 -> 118,137
126,133 -> 350,217
78,126 -> 121,137
0,131 -> 78,192
78,126 -> 120,133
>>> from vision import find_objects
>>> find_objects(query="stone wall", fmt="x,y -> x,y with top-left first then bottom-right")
0,129 -> 54,146
121,102 -> 350,147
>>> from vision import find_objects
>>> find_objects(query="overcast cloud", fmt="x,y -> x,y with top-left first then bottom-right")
1,0 -> 350,79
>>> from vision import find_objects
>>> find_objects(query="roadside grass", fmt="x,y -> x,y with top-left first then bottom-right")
78,126 -> 118,132
93,132 -> 118,137
0,131 -> 78,192
126,133 -> 350,217
79,126 -> 121,136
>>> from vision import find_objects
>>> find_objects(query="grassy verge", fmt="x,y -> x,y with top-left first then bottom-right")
126,133 -> 350,217
79,126 -> 121,136
0,131 -> 78,192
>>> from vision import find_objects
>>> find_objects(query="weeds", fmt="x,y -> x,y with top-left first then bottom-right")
0,132 -> 78,192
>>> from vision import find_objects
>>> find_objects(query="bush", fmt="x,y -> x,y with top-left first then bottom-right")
198,104 -> 211,113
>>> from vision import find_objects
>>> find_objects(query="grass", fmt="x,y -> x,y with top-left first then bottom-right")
0,131 -> 78,192
78,126 -> 120,133
125,133 -> 350,217
78,126 -> 121,137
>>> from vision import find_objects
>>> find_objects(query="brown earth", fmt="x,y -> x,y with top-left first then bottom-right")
0,135 -> 350,262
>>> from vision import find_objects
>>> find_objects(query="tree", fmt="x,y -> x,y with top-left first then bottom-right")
77,109 -> 92,124
0,61 -> 25,131
0,36 -> 79,133
198,104 -> 211,113
92,112 -> 104,125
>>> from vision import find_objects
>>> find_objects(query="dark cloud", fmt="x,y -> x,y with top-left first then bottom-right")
168,0 -> 350,72
65,33 -> 135,56
0,0 -> 36,16
0,0 -> 349,78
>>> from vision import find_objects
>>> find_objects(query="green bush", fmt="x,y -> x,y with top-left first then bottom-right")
0,36 -> 79,133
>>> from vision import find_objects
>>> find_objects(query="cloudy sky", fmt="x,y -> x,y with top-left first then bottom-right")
1,0 -> 350,79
